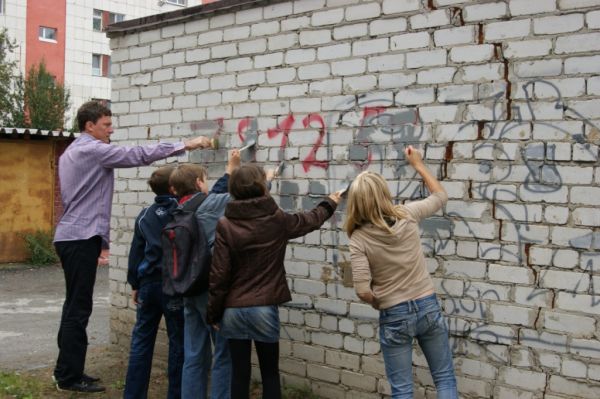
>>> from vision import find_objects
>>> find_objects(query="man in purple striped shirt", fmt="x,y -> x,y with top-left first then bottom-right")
53,101 -> 213,393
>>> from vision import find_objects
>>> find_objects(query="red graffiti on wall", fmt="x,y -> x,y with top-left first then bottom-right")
301,113 -> 329,172
354,106 -> 388,169
237,117 -> 253,143
267,114 -> 295,149
360,106 -> 387,126
226,106 -> 419,172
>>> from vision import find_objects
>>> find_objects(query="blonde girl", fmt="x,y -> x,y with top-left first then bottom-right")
345,145 -> 457,399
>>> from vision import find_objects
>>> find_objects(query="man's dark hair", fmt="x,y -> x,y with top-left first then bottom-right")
148,166 -> 175,196
229,164 -> 267,200
77,101 -> 112,132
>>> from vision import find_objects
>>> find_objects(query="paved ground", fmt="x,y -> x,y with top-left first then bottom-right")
0,263 -> 109,371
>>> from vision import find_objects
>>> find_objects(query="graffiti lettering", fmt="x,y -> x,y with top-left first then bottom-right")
301,113 -> 329,172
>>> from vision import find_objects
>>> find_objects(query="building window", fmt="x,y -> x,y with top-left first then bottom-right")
166,0 -> 186,6
93,9 -> 103,31
108,12 -> 124,25
93,10 -> 125,31
92,54 -> 111,77
92,54 -> 102,76
39,26 -> 57,42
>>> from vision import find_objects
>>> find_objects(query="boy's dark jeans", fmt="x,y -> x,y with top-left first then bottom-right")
54,236 -> 102,385
124,281 -> 184,399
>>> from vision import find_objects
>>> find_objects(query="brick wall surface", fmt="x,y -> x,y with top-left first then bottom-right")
108,0 -> 600,397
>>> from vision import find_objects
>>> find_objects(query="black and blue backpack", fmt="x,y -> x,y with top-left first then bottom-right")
161,193 -> 211,297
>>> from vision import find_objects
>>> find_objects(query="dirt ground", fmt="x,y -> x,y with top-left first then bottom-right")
9,344 -> 170,398
7,344 -> 268,399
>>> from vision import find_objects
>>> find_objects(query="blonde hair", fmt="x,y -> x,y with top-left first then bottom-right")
344,171 -> 407,237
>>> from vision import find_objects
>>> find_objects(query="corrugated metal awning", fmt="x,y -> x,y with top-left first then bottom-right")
0,128 -> 79,139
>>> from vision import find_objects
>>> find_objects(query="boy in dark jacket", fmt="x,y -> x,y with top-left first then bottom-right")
124,165 -> 182,399
124,164 -> 230,399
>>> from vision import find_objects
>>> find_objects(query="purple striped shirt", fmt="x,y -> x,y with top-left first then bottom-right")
54,133 -> 185,245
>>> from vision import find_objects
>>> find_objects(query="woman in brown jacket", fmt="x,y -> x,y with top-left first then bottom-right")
207,164 -> 340,399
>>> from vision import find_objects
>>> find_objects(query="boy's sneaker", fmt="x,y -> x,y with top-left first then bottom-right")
56,379 -> 106,393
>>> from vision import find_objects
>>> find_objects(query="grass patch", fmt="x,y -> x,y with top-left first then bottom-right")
21,230 -> 59,266
0,371 -> 41,399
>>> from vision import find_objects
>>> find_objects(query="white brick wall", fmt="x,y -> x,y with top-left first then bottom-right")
107,1 -> 600,397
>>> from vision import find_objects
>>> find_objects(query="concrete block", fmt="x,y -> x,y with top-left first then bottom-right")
409,10 -> 450,29
464,2 -> 508,21
534,13 -> 585,34
485,19 -> 531,40
391,32 -> 430,50
346,3 -> 381,21
434,26 -> 476,47
509,0 -> 557,15
370,17 -> 408,35
333,23 -> 368,40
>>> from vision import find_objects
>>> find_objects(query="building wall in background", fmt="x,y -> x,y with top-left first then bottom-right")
0,0 -> 202,128
26,0 -> 66,81
0,0 -> 27,75
64,0 -> 202,126
108,0 -> 600,397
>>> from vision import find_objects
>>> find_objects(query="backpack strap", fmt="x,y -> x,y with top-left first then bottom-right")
181,193 -> 207,212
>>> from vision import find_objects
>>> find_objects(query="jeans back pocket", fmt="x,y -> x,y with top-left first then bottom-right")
381,317 -> 415,346
423,308 -> 448,335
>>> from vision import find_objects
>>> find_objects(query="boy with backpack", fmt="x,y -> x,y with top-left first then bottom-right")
124,154 -> 234,399
168,150 -> 240,399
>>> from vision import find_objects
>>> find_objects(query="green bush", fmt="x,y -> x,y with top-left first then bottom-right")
21,230 -> 59,265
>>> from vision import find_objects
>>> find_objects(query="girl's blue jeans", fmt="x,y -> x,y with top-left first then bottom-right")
379,293 -> 458,399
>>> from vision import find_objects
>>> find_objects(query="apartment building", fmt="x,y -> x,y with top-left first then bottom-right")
0,0 -> 212,126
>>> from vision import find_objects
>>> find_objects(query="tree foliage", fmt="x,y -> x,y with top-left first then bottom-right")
0,28 -> 70,130
0,28 -> 25,126
24,61 -> 70,130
